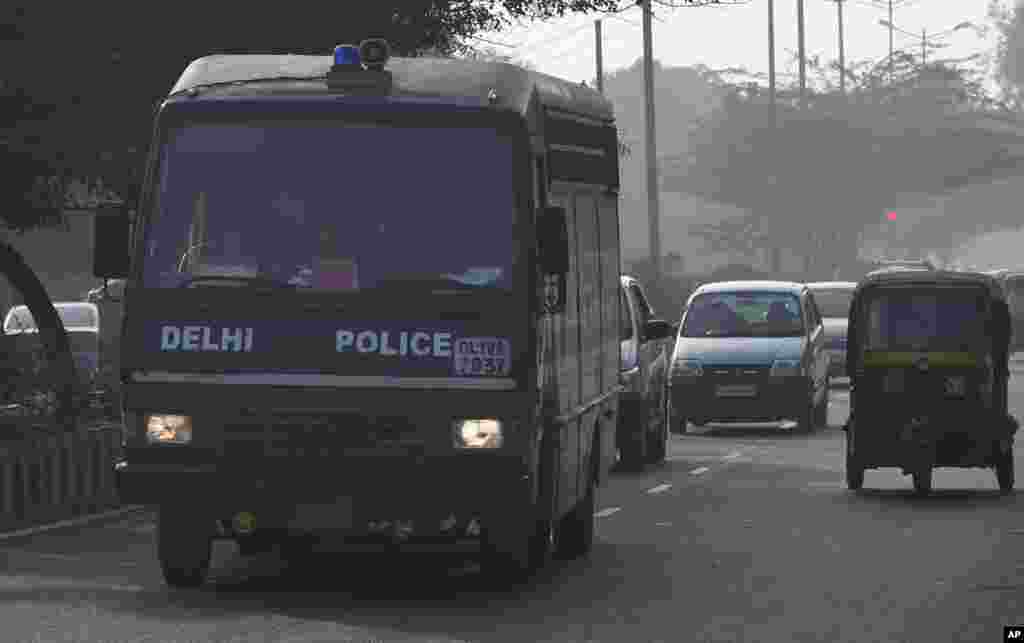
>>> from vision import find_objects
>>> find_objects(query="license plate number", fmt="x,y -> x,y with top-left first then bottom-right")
944,376 -> 966,397
454,337 -> 512,376
715,384 -> 757,398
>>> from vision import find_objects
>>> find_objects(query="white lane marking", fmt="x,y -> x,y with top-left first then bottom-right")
646,483 -> 673,495
0,506 -> 147,541
722,452 -> 742,461
594,507 -> 622,518
690,466 -> 710,475
655,522 -> 673,527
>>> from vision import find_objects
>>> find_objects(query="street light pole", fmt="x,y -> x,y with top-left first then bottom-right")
921,28 -> 926,66
641,0 -> 661,278
595,20 -> 604,94
836,0 -> 846,95
797,0 -> 807,108
888,0 -> 894,83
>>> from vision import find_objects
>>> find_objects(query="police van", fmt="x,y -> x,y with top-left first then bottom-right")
93,39 -> 625,587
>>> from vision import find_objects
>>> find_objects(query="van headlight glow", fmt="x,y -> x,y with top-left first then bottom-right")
454,419 -> 503,449
145,414 -> 192,444
770,359 -> 803,377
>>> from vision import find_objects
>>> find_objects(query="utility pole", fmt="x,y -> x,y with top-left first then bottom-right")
595,20 -> 604,94
768,0 -> 776,118
921,28 -> 926,66
835,0 -> 846,95
797,0 -> 806,108
888,0 -> 894,83
641,0 -> 661,278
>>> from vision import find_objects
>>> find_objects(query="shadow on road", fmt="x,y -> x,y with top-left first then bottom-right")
846,487 -> 1015,510
0,541 -> 681,643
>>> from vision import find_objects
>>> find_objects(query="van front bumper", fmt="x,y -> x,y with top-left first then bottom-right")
115,453 -> 531,534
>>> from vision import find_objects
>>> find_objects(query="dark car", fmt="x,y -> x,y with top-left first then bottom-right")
806,281 -> 857,379
617,275 -> 675,469
666,281 -> 830,434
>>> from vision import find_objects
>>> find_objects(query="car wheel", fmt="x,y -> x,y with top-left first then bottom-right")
796,395 -> 816,434
666,394 -> 688,435
646,390 -> 668,464
912,468 -> 932,496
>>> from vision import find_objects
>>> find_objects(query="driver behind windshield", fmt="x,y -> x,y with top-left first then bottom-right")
682,293 -> 803,337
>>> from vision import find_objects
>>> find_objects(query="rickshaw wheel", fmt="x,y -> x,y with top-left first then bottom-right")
844,430 -> 864,490
912,469 -> 932,496
996,451 -> 1014,493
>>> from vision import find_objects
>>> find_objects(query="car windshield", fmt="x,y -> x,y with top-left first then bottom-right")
811,288 -> 854,318
864,288 -> 988,352
3,304 -> 98,333
142,121 -> 517,291
682,291 -> 804,338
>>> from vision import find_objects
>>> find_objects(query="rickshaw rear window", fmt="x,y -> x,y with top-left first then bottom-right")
864,288 -> 988,352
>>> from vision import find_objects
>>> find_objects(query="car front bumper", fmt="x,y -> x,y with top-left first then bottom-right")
669,374 -> 810,424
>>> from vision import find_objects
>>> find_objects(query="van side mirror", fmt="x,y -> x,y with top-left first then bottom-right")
93,209 -> 131,279
537,206 -> 569,275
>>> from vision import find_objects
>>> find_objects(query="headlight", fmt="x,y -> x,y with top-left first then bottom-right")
145,414 -> 192,444
454,419 -> 503,449
671,359 -> 703,377
770,359 -> 803,377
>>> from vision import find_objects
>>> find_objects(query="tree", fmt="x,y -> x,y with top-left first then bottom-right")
664,50 -> 1024,276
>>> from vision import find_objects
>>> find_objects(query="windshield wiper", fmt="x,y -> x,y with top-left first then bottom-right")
372,276 -> 491,291
177,275 -> 297,290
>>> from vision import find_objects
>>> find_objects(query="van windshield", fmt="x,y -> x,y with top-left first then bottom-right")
142,121 -> 517,292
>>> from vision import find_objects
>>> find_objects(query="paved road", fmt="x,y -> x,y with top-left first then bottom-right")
2,376 -> 1024,642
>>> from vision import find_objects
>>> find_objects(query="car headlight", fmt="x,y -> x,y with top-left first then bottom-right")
671,359 -> 703,377
454,419 -> 503,449
770,359 -> 803,377
145,414 -> 192,444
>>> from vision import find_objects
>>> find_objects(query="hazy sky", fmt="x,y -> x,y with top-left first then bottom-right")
479,0 -> 1011,85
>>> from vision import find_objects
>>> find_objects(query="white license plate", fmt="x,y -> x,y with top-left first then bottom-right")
291,499 -> 354,530
715,384 -> 757,398
453,337 -> 512,376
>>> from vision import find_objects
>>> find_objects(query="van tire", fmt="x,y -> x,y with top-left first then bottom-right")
158,506 -> 213,589
556,447 -> 597,560
996,450 -> 1014,493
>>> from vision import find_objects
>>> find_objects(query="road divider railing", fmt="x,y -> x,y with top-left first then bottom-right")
0,422 -> 123,533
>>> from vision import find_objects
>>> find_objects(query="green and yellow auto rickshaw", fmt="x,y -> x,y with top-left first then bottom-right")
844,270 -> 1019,495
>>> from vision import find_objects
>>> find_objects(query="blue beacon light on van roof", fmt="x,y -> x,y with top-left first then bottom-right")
334,44 -> 361,67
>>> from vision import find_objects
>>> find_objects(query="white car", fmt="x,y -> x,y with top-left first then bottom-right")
806,281 -> 857,378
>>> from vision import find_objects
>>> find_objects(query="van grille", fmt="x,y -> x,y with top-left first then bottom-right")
220,414 -> 423,458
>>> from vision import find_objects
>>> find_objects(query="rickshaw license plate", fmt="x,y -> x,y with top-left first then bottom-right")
944,376 -> 966,397
716,384 -> 757,398
291,498 -> 354,529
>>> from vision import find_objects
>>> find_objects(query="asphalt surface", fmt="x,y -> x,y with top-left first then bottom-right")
3,372 -> 1024,642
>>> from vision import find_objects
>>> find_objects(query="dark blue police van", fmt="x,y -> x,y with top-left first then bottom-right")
93,39 -> 625,587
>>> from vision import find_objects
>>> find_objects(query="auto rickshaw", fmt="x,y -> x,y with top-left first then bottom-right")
843,270 -> 1019,495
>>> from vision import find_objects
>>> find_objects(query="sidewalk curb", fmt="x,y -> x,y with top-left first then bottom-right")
0,505 -> 149,541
